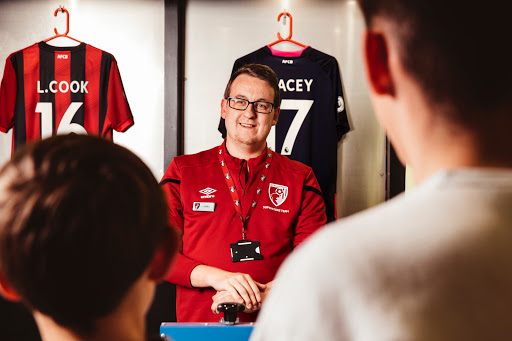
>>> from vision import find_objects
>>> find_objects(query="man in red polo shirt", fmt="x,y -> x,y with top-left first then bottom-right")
160,64 -> 326,322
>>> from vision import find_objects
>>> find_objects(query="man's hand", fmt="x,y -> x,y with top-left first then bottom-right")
211,280 -> 274,314
211,290 -> 259,314
190,265 -> 266,310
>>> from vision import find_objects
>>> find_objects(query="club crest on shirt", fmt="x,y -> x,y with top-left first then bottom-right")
269,183 -> 288,207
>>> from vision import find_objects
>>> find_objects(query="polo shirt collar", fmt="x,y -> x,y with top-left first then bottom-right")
221,139 -> 268,169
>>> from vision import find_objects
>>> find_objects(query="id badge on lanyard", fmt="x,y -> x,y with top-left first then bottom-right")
230,240 -> 263,262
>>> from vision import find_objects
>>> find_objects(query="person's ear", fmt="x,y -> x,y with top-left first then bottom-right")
363,30 -> 395,96
147,228 -> 180,281
221,98 -> 228,119
0,273 -> 21,302
272,107 -> 280,126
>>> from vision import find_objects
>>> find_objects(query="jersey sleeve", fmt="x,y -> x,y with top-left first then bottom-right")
0,56 -> 17,133
105,59 -> 134,133
160,158 -> 202,288
292,169 -> 327,247
332,59 -> 350,141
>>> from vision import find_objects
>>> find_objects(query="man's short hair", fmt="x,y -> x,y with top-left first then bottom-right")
224,64 -> 281,108
0,134 -> 176,335
358,0 -> 512,122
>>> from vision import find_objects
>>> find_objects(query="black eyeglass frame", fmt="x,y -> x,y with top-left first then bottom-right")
226,97 -> 275,114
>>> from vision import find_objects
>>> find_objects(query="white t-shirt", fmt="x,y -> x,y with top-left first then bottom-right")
251,169 -> 512,341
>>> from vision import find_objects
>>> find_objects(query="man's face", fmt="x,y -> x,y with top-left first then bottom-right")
221,74 -> 279,150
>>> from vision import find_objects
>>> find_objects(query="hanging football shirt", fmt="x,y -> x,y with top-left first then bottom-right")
219,46 -> 350,222
0,41 -> 133,154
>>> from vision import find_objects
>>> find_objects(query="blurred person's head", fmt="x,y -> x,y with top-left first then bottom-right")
358,0 -> 512,181
0,134 -> 178,340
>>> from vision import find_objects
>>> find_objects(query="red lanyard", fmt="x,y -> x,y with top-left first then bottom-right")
217,145 -> 273,240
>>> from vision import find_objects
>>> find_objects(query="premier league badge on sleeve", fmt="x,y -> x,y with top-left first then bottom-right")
337,96 -> 345,112
268,183 -> 288,207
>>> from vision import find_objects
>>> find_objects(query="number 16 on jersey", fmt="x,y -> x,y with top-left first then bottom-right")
35,102 -> 87,138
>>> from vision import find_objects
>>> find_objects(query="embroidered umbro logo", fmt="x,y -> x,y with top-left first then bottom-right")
199,187 -> 216,195
199,187 -> 217,198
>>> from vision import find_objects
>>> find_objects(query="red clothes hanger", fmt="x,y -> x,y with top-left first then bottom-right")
268,11 -> 306,48
44,6 -> 82,43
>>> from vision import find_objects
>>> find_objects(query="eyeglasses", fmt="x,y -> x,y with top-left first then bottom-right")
227,97 -> 274,114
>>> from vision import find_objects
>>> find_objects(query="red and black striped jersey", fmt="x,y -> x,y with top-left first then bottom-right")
0,41 -> 133,154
